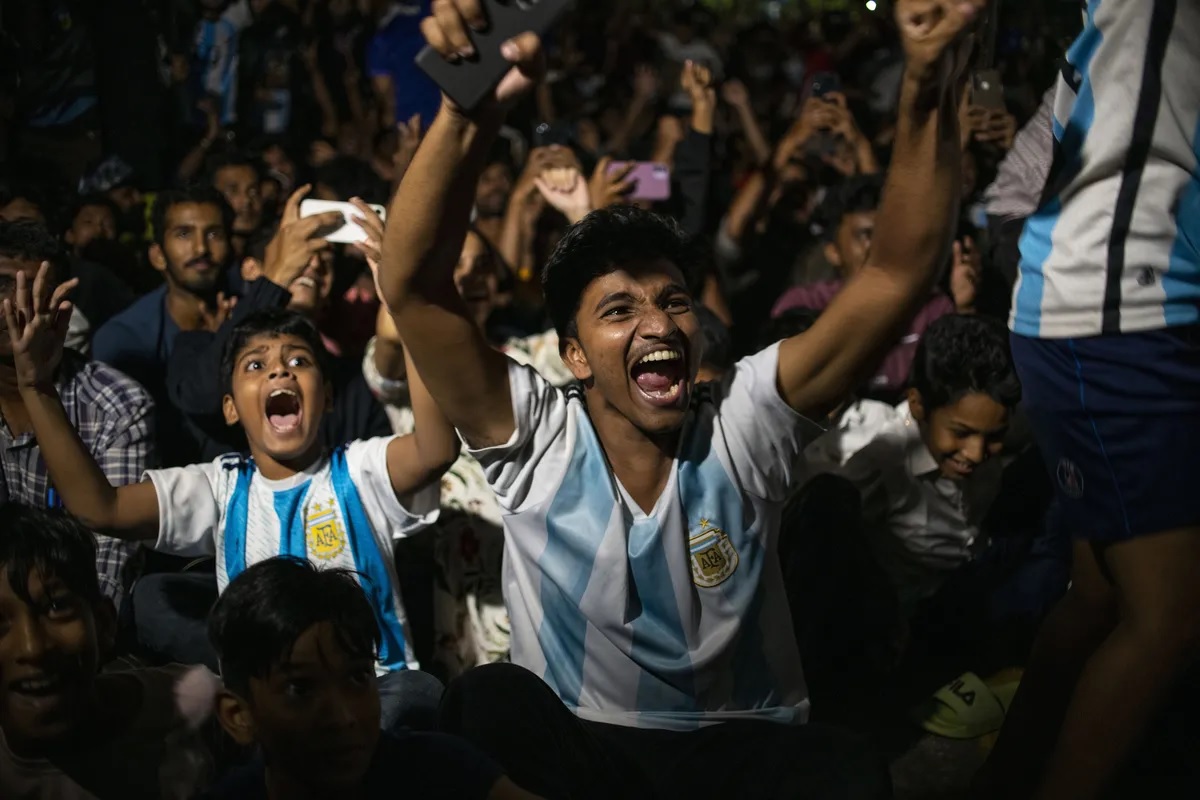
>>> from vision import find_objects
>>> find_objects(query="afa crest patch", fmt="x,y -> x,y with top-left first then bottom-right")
689,519 -> 739,588
306,501 -> 347,561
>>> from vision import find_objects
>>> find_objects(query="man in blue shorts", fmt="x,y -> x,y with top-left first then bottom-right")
379,1 -> 986,797
976,2 -> 1200,798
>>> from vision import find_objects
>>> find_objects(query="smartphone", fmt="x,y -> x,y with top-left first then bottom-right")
971,69 -> 1006,110
299,200 -> 386,244
415,0 -> 576,112
608,162 -> 671,203
809,71 -> 842,100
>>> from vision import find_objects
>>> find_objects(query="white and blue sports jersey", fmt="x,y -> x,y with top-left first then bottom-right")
1011,0 -> 1200,339
147,439 -> 438,672
468,344 -> 822,730
194,18 -> 239,126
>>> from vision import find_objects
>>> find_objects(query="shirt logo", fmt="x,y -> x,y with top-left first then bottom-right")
307,500 -> 348,561
689,519 -> 739,588
1057,458 -> 1085,500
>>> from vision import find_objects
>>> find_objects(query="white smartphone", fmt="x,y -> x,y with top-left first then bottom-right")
299,199 -> 387,244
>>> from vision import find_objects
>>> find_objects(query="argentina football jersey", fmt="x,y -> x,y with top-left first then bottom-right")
147,438 -> 438,673
469,343 -> 823,730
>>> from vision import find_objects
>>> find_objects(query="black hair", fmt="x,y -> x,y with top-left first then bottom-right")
243,224 -> 278,264
695,305 -> 733,373
151,185 -> 234,246
754,307 -> 821,352
67,194 -> 119,231
541,206 -> 701,340
221,307 -> 332,395
910,314 -> 1021,412
208,558 -> 381,697
203,150 -> 262,188
314,156 -> 387,205
0,219 -> 69,275
813,174 -> 883,241
0,504 -> 102,607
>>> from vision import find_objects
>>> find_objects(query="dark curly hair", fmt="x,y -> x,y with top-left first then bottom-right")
151,184 -> 233,247
910,314 -> 1021,412
813,174 -> 883,241
0,219 -> 69,276
541,206 -> 702,341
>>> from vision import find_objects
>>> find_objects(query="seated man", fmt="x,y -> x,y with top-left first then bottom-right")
380,2 -> 983,797
205,557 -> 541,800
0,504 -> 212,800
6,272 -> 457,728
93,186 -> 237,465
0,221 -> 153,602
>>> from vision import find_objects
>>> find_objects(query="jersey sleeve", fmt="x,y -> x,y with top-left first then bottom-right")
145,460 -> 225,557
464,359 -> 571,513
345,437 -> 440,540
714,342 -> 826,502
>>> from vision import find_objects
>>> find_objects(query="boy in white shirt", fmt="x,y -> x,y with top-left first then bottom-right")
3,272 -> 458,731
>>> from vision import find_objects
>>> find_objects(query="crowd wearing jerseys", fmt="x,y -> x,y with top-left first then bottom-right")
1,1 -> 1198,798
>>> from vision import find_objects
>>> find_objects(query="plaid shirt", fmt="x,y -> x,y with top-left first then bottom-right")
0,351 -> 156,600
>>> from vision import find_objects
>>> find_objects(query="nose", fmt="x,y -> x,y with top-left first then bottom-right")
268,362 -> 293,380
638,305 -> 675,339
962,436 -> 986,464
11,611 -> 48,663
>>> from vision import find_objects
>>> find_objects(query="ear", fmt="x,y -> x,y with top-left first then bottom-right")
223,393 -> 240,427
215,689 -> 257,747
561,337 -> 593,383
241,257 -> 264,283
823,241 -> 842,268
907,388 -> 927,423
93,596 -> 118,661
148,243 -> 168,274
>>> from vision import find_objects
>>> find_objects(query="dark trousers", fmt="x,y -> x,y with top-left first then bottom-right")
439,663 -> 892,800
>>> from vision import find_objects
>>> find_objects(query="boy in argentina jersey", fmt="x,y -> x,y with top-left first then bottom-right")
382,2 -> 985,797
3,290 -> 458,716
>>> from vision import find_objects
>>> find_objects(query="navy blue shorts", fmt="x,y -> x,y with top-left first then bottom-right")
1011,326 -> 1200,542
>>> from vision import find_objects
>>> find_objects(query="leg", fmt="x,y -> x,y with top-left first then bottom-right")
377,669 -> 445,733
973,540 -> 1118,799
1033,526 -> 1200,800
438,663 -> 651,800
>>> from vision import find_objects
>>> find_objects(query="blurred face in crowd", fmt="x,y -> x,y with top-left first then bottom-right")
242,249 -> 336,317
65,204 -> 117,256
453,231 -> 499,330
262,145 -> 297,191
0,258 -> 58,366
563,260 -> 704,437
224,333 -> 329,467
213,164 -> 264,237
0,198 -> 43,224
217,623 -> 379,795
824,209 -> 876,280
908,389 -> 1010,481
475,163 -> 513,220
0,566 -> 108,758
150,202 -> 229,296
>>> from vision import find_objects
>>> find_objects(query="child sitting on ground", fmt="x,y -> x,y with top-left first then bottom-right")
204,557 -> 541,800
0,504 -> 215,799
3,267 -> 458,729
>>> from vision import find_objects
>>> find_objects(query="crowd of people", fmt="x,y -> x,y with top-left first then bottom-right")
0,0 -> 1197,798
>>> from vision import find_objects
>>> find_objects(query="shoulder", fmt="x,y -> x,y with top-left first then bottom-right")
94,289 -> 163,351
68,359 -> 155,423
771,280 -> 842,316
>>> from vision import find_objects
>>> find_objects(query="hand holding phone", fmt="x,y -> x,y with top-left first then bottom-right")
299,200 -> 387,244
606,162 -> 671,203
415,0 -> 575,113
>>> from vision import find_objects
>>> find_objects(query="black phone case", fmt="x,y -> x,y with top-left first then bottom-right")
415,0 -> 574,112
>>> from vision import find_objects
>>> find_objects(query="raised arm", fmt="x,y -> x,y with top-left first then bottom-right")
777,0 -> 985,418
5,265 -> 159,535
380,1 -> 547,449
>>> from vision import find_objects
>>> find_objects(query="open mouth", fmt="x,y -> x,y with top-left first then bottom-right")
265,388 -> 303,434
629,348 -> 687,408
947,457 -> 976,476
291,276 -> 317,290
9,673 -> 69,710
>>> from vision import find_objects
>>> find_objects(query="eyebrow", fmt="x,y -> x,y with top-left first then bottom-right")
949,419 -> 1009,435
594,291 -> 637,313
238,345 -> 269,365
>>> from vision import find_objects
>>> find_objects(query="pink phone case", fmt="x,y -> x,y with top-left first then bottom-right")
608,162 -> 672,202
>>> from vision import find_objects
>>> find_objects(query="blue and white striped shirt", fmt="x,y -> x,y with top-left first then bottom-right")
147,439 -> 438,672
1011,0 -> 1200,339
470,345 -> 821,730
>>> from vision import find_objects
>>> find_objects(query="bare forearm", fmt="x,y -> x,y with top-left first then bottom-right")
20,385 -> 124,531
868,72 -> 960,286
405,347 -> 458,475
736,105 -> 772,166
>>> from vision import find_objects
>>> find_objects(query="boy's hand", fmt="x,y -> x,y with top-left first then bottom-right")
199,292 -> 237,333
589,157 -> 635,211
350,197 -> 390,307
420,0 -> 545,119
681,60 -> 716,110
263,185 -> 340,288
895,0 -> 986,77
2,263 -> 79,391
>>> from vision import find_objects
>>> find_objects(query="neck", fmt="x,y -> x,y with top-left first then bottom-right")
165,283 -> 212,332
585,392 -> 679,513
251,440 -> 325,481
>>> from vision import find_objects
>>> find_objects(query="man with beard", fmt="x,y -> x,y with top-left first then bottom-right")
93,186 -> 235,463
206,152 -> 264,257
472,150 -> 515,252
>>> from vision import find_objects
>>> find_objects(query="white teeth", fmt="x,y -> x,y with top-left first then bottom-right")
269,389 -> 298,399
637,350 -> 682,365
292,277 -> 317,289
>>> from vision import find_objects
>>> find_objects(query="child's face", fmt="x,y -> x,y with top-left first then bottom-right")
909,389 -> 1010,480
223,333 -> 330,466
0,567 -> 102,756
219,622 -> 380,792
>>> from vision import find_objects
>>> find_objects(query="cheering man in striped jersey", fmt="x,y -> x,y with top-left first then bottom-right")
381,1 -> 984,797
977,2 -> 1200,798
